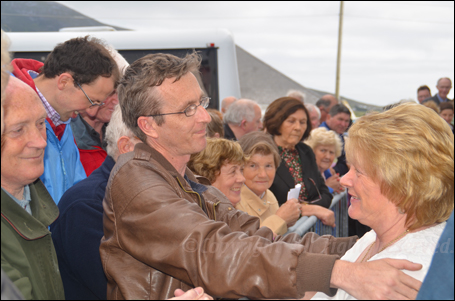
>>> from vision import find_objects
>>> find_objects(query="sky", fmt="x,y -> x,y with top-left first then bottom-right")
58,1 -> 454,107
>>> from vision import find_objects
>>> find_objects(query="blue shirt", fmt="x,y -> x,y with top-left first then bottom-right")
417,211 -> 454,300
2,186 -> 32,215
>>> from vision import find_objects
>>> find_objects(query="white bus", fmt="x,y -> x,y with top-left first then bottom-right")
7,29 -> 241,110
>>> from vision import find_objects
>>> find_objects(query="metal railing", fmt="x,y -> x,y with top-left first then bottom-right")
286,191 -> 349,237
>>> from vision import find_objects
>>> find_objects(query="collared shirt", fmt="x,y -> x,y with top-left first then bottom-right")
437,93 -> 448,103
1,186 -> 32,215
184,174 -> 208,195
71,115 -> 107,150
28,70 -> 69,127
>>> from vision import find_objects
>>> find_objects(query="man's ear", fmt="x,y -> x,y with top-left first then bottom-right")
325,113 -> 332,123
56,73 -> 74,91
117,136 -> 136,155
137,116 -> 159,139
239,119 -> 247,129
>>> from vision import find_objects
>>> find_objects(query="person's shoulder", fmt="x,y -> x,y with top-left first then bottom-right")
422,95 -> 439,103
266,189 -> 279,203
296,141 -> 313,155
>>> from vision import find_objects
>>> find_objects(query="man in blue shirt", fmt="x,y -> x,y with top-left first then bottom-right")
319,104 -> 350,176
423,77 -> 453,105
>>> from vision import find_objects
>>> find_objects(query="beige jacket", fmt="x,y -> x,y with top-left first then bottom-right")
236,186 -> 287,235
100,143 -> 357,300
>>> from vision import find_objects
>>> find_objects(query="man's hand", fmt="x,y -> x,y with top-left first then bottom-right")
171,287 -> 213,300
331,259 -> 422,299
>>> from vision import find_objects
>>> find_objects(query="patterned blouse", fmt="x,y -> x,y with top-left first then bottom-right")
278,146 -> 308,202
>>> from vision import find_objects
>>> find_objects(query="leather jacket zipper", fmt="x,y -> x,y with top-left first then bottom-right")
176,177 -> 207,214
213,201 -> 221,221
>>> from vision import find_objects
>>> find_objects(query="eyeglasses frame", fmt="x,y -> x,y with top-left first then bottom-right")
301,177 -> 323,204
75,81 -> 105,107
144,97 -> 210,118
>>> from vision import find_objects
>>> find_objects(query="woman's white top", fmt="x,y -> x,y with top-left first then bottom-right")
311,222 -> 446,300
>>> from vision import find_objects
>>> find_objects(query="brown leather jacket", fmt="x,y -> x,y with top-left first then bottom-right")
100,143 -> 356,300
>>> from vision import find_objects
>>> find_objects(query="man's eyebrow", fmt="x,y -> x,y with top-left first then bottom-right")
179,94 -> 204,111
8,114 -> 47,128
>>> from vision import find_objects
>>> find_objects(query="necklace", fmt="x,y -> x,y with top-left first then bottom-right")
361,229 -> 409,263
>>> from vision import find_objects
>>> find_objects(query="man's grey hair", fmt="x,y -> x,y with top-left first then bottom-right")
305,103 -> 321,120
286,89 -> 305,102
105,44 -> 129,75
105,105 -> 136,160
118,52 -> 201,142
224,99 -> 258,125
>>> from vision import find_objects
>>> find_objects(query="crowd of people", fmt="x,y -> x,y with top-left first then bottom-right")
1,30 -> 454,300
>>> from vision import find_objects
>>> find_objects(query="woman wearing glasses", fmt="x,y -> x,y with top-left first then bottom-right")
237,131 -> 335,236
264,97 -> 333,209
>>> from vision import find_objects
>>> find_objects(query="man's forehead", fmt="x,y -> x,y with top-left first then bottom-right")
5,78 -> 41,108
158,75 -> 202,100
438,78 -> 452,87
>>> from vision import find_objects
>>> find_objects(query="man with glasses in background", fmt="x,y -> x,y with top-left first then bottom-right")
100,52 -> 422,300
11,35 -> 119,203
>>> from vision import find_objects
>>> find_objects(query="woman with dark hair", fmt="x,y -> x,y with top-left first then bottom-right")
264,97 -> 332,208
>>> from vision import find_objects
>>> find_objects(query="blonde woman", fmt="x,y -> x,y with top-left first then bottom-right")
305,127 -> 345,194
309,103 -> 454,299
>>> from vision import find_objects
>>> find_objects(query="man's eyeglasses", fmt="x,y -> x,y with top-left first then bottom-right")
145,97 -> 210,118
75,81 -> 105,107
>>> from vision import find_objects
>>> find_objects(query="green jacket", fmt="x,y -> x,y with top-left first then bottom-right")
1,179 -> 64,300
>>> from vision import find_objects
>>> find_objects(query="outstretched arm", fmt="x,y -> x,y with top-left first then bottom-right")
330,259 -> 422,299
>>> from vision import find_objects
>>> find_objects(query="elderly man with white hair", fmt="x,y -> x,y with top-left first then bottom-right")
223,98 -> 263,140
305,103 -> 321,129
51,105 -> 141,299
1,77 -> 65,299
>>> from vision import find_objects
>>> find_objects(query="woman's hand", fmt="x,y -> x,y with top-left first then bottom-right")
325,173 -> 345,194
276,198 -> 301,227
301,205 -> 336,227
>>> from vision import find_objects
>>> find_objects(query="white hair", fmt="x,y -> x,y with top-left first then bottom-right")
224,99 -> 258,125
105,44 -> 129,75
305,103 -> 321,120
286,89 -> 305,102
305,127 -> 343,158
105,105 -> 135,159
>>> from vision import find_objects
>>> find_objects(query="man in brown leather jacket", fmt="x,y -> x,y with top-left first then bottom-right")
100,52 -> 423,300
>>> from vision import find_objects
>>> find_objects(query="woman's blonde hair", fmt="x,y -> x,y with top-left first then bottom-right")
305,127 -> 343,158
188,138 -> 245,183
346,103 -> 454,230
